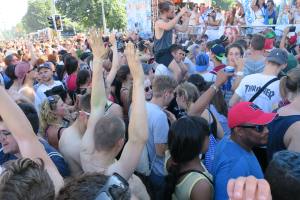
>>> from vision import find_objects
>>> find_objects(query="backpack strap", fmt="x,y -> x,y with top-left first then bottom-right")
249,77 -> 279,102
207,108 -> 218,139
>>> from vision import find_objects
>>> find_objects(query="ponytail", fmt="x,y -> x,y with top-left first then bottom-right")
164,162 -> 181,200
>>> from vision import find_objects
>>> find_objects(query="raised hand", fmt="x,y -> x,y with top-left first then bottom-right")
109,33 -> 117,47
124,42 -> 144,83
215,70 -> 233,88
88,28 -> 108,59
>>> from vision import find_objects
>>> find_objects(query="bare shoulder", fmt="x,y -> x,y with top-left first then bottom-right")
190,178 -> 212,200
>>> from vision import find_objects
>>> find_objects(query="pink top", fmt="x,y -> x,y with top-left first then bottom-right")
66,73 -> 77,92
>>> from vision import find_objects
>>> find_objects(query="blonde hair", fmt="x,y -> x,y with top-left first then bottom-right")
176,82 -> 199,109
39,95 -> 61,137
280,67 -> 300,100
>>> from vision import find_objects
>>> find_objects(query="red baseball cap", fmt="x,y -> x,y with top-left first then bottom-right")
228,102 -> 277,129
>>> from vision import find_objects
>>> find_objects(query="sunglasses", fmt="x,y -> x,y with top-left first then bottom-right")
144,85 -> 152,92
238,125 -> 265,133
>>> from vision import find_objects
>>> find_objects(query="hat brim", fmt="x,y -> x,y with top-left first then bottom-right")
266,57 -> 286,65
247,112 -> 277,126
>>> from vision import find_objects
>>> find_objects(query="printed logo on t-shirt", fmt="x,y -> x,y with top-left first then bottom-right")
245,84 -> 275,100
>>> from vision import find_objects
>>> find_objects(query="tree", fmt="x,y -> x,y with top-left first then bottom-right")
56,0 -> 127,30
212,0 -> 236,10
22,0 -> 53,33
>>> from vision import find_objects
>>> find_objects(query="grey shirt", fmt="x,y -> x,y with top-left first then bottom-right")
243,57 -> 265,76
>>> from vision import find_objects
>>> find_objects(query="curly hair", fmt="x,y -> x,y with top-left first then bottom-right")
39,95 -> 61,137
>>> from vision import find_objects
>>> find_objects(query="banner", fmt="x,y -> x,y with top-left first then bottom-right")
241,0 -> 256,25
126,0 -> 152,39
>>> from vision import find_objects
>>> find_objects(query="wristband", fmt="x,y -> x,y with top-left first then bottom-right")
210,84 -> 219,93
235,71 -> 244,76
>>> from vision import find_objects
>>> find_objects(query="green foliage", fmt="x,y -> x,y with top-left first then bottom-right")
22,0 -> 53,33
56,0 -> 127,30
212,0 -> 236,10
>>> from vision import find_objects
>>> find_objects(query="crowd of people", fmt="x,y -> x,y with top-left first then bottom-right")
0,0 -> 300,200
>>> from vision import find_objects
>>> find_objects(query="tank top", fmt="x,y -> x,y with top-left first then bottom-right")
173,165 -> 213,200
267,115 -> 300,161
154,26 -> 173,53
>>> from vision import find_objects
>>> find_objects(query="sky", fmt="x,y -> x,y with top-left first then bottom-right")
0,0 -> 28,30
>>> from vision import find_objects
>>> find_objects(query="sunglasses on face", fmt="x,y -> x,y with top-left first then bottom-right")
238,125 -> 265,133
144,85 -> 152,92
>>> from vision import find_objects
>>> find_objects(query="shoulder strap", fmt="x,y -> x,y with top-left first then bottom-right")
249,77 -> 279,102
207,109 -> 218,139
178,169 -> 213,185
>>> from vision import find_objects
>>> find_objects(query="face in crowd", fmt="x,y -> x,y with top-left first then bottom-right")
0,122 -> 19,155
38,68 -> 53,83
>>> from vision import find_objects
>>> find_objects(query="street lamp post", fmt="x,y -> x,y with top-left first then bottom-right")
101,0 -> 107,33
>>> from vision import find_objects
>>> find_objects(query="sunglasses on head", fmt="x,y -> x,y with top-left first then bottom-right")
237,125 -> 265,133
144,85 -> 152,92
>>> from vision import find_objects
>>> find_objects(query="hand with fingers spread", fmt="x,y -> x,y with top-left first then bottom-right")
227,176 -> 272,200
124,42 -> 144,83
88,29 -> 108,59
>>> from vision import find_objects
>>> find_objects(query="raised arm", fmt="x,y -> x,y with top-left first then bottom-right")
189,70 -> 232,116
106,33 -> 120,87
0,86 -> 64,194
156,7 -> 188,31
107,42 -> 148,180
81,29 -> 108,152
175,12 -> 191,32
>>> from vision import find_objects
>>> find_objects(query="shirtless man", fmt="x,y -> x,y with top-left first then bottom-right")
79,31 -> 149,199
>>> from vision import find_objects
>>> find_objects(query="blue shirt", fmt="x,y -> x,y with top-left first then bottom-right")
212,137 -> 263,200
146,102 -> 169,176
0,138 -> 70,177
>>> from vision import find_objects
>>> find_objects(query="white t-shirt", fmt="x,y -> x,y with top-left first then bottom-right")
35,80 -> 64,111
235,73 -> 281,112
155,64 -> 173,77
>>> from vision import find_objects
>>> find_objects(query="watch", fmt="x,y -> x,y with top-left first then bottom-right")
210,84 -> 219,93
235,71 -> 244,76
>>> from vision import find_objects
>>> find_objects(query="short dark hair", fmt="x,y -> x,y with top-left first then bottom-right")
170,44 -> 184,53
226,43 -> 244,57
158,1 -> 174,14
17,103 -> 39,134
79,93 -> 91,113
251,34 -> 265,51
265,150 -> 300,200
94,116 -> 125,152
76,69 -> 91,89
234,39 -> 248,50
0,158 -> 55,200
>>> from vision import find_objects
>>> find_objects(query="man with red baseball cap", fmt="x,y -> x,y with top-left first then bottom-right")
212,102 -> 277,200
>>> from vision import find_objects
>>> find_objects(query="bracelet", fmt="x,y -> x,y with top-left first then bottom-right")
210,84 -> 219,93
